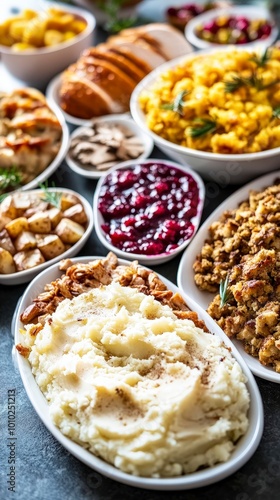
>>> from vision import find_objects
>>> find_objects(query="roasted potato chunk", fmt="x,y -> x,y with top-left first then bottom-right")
55,218 -> 85,244
0,195 -> 17,219
0,229 -> 16,255
45,207 -> 62,228
60,193 -> 80,211
5,217 -> 29,238
63,203 -> 87,225
28,212 -> 52,233
14,249 -> 45,271
0,215 -> 12,232
36,234 -> 65,259
14,230 -> 37,252
0,247 -> 16,274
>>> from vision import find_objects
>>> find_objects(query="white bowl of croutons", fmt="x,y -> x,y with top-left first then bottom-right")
0,187 -> 93,285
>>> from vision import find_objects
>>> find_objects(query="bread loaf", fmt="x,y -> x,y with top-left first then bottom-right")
59,23 -> 192,119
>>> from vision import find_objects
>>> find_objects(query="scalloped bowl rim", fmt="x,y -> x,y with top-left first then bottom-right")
0,1 -> 96,56
130,46 -> 280,162
66,114 -> 154,179
0,188 -> 94,285
185,5 -> 278,50
93,158 -> 205,265
13,255 -> 263,490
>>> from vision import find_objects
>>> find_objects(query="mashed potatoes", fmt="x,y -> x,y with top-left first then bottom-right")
139,47 -> 280,153
23,282 -> 249,477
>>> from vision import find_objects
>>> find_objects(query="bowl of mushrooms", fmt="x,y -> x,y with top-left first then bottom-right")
66,114 -> 154,178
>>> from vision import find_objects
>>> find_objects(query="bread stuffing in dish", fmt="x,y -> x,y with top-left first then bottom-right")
193,179 -> 280,372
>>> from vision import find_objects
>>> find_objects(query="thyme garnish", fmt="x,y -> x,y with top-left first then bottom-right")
224,72 -> 280,93
0,166 -> 22,194
219,273 -> 233,308
160,90 -> 190,116
250,48 -> 271,67
189,118 -> 217,138
39,181 -> 62,209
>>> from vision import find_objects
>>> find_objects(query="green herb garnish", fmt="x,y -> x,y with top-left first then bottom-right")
224,72 -> 280,93
160,90 -> 190,116
39,181 -> 62,209
250,48 -> 271,67
272,106 -> 280,119
219,273 -> 233,308
189,118 -> 217,138
97,0 -> 136,32
0,166 -> 22,193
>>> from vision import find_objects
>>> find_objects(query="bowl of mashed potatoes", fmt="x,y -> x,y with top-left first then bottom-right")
131,45 -> 280,184
13,255 -> 263,490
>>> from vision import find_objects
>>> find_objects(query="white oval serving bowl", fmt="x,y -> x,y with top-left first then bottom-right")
130,46 -> 280,184
93,159 -> 205,265
0,188 -> 93,286
13,255 -> 263,490
177,169 -> 280,383
0,0 -> 96,89
66,114 -> 154,179
185,5 -> 278,50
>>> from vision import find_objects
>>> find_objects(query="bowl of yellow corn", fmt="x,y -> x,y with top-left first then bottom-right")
0,0 -> 95,89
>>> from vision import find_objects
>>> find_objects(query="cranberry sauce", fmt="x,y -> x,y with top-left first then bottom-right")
98,162 -> 200,256
195,15 -> 273,44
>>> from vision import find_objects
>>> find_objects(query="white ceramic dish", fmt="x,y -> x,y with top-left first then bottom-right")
130,46 -> 280,184
13,256 -> 263,490
0,0 -> 96,89
66,114 -> 154,179
16,102 -> 70,193
0,188 -> 93,286
46,73 -> 90,127
136,0 -> 221,23
185,5 -> 278,50
177,170 -> 280,383
93,159 -> 205,265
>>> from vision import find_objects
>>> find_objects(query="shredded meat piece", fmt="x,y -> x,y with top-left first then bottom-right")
19,252 -> 208,335
193,180 -> 280,372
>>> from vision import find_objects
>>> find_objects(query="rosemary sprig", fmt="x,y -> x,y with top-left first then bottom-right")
0,166 -> 22,193
160,90 -> 189,116
219,273 -> 233,308
39,181 -> 62,209
97,0 -> 136,33
189,118 -> 217,138
224,72 -> 280,93
250,48 -> 271,67
272,106 -> 280,119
